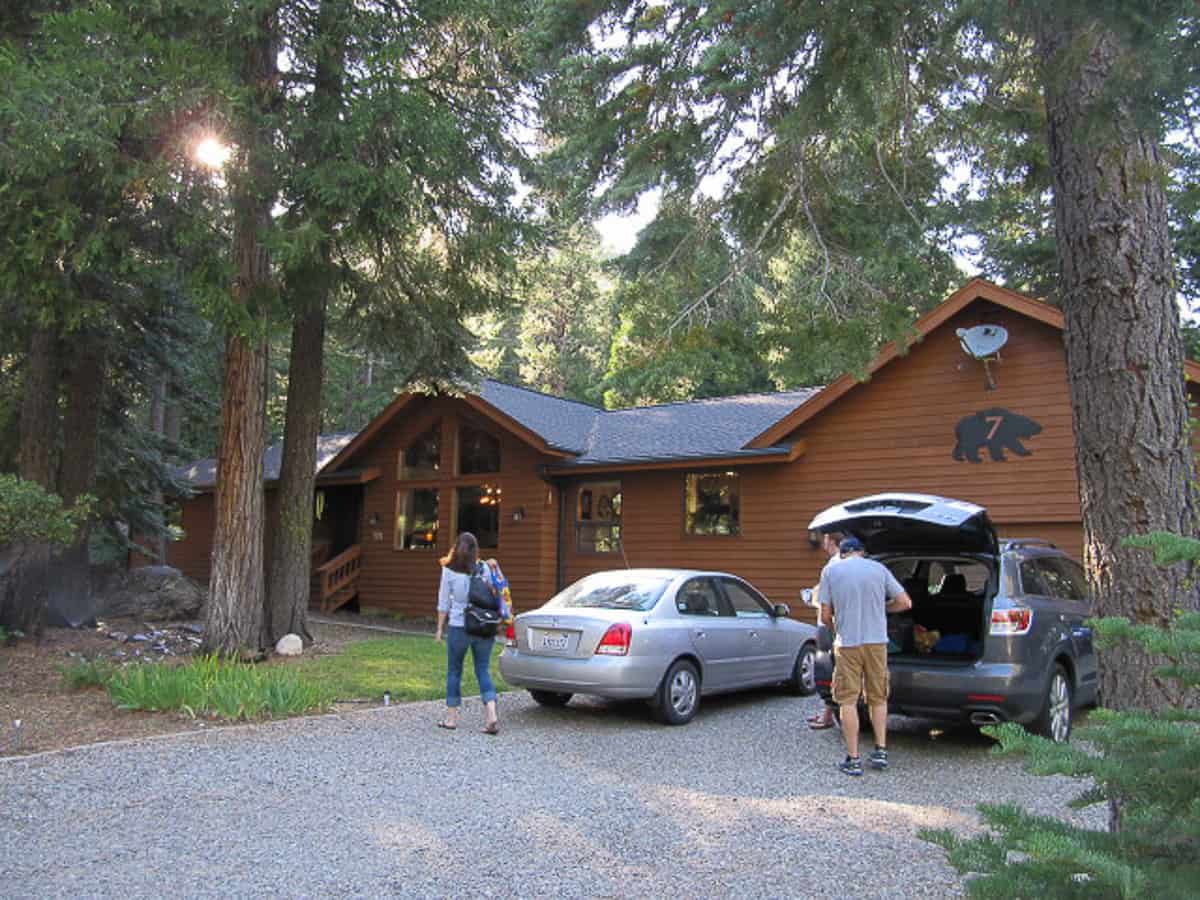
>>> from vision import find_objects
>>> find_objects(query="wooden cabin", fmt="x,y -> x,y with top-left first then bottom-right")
157,278 -> 1200,620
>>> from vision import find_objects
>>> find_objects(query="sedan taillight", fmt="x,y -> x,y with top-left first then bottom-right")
504,622 -> 516,648
595,622 -> 631,656
989,607 -> 1033,635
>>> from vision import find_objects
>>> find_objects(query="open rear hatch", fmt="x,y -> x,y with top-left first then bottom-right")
807,493 -> 998,557
809,494 -> 998,664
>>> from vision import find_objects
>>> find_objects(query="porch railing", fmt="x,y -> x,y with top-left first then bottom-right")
314,544 -> 361,613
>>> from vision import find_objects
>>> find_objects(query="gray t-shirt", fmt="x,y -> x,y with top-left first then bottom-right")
818,555 -> 905,648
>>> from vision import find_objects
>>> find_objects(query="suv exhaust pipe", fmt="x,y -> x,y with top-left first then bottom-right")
969,711 -> 1001,726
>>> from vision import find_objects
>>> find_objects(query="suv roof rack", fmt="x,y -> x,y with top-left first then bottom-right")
1001,538 -> 1057,551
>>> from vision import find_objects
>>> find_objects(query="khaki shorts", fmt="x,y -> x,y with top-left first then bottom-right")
832,643 -> 890,707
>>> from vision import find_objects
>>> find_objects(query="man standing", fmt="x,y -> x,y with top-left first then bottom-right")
819,536 -> 912,776
807,531 -> 845,730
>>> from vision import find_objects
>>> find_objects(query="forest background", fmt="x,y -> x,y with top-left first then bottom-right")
1,1 -> 1198,680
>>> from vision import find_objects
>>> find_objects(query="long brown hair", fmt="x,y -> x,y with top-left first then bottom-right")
440,532 -> 479,574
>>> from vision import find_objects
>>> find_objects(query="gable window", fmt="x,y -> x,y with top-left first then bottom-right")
456,484 -> 500,549
399,421 -> 441,480
685,472 -> 741,536
459,425 -> 500,475
395,488 -> 439,550
577,481 -> 621,554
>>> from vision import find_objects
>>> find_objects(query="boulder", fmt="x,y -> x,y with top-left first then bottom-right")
96,566 -> 205,622
275,633 -> 303,656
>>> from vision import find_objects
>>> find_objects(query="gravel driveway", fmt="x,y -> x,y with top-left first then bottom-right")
0,690 -> 1103,899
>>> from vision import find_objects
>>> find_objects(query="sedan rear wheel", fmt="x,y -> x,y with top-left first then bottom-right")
529,690 -> 573,708
1033,664 -> 1073,743
655,659 -> 700,725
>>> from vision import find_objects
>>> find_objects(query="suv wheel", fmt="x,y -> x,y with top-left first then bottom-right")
1032,663 -> 1073,742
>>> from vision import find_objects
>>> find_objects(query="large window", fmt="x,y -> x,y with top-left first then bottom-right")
395,488 -> 439,550
684,472 -> 741,536
459,425 -> 500,475
399,422 -> 441,480
456,484 -> 500,549
576,481 -> 621,553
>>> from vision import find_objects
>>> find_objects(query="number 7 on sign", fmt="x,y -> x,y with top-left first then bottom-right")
985,415 -> 1005,440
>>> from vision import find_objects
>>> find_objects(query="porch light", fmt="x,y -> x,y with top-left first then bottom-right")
808,530 -> 822,548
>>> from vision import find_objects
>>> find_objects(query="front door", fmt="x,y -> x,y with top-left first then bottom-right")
720,577 -> 790,682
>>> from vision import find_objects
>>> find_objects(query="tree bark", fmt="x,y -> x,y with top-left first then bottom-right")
50,329 -> 107,628
265,291 -> 326,645
0,325 -> 62,635
1035,15 -> 1200,713
264,0 -> 345,647
204,3 -> 278,657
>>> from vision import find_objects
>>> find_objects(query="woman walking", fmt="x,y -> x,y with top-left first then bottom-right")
434,532 -> 500,734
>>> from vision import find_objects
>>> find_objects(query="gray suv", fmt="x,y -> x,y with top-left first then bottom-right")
809,493 -> 1098,742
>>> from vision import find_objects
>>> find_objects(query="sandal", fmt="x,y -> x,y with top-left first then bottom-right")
482,721 -> 499,736
808,718 -> 835,730
437,720 -> 458,730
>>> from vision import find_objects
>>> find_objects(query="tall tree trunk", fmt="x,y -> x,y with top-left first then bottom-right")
265,289 -> 327,645
50,329 -> 107,627
147,376 -> 168,563
1036,15 -> 1200,714
263,0 -> 344,646
0,325 -> 61,635
18,326 -> 60,490
204,3 -> 278,657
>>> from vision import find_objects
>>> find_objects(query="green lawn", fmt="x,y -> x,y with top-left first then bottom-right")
294,635 -> 511,702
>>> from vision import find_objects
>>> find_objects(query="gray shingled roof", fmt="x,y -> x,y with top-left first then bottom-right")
177,432 -> 357,489
177,382 -> 823,487
562,388 -> 820,466
477,380 -> 820,466
477,381 -> 600,454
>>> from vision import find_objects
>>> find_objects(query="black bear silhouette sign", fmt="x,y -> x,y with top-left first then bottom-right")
952,408 -> 1043,463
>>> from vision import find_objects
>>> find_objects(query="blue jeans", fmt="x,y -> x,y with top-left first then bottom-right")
445,625 -> 497,707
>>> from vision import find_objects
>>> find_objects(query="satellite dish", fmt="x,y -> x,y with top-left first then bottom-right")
956,325 -> 1008,360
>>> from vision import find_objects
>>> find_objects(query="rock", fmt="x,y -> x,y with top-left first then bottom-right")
275,634 -> 303,657
94,566 -> 205,622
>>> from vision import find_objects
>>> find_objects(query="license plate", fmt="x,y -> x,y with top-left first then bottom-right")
538,630 -> 570,651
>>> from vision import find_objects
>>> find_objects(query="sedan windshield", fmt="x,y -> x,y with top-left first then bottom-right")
546,573 -> 670,612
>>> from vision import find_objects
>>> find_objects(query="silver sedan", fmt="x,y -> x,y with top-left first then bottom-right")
498,568 -> 819,725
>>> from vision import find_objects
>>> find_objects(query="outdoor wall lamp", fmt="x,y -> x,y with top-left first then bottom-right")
512,506 -> 526,522
368,512 -> 380,527
807,529 -> 822,548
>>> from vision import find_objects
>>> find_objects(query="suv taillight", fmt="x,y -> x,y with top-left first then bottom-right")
990,607 -> 1033,635
595,623 -> 631,656
504,622 -> 516,648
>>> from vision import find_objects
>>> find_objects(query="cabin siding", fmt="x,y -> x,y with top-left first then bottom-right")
561,302 -> 1085,620
351,396 -> 561,619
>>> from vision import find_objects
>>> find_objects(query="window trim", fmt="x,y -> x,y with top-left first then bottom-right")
682,470 -> 742,538
397,420 -> 442,482
393,487 -> 440,551
575,480 -> 622,555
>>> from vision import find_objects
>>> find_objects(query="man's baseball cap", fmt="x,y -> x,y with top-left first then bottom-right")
839,536 -> 865,554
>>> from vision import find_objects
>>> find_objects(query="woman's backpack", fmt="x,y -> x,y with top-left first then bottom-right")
464,563 -> 501,636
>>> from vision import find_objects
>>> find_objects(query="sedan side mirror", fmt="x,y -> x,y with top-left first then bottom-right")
773,603 -> 791,618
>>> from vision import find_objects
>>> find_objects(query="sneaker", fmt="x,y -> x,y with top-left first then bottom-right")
838,755 -> 863,776
869,746 -> 889,770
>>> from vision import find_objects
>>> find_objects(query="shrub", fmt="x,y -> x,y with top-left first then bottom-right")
104,655 -> 329,721
922,532 -> 1200,898
0,474 -> 92,545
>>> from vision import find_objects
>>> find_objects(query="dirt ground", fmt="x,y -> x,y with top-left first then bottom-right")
0,612 -> 423,759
